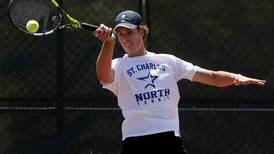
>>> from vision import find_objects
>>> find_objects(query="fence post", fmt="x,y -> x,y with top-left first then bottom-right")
145,0 -> 151,50
56,0 -> 64,154
138,0 -> 151,50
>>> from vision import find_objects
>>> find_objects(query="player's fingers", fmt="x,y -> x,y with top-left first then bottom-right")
106,27 -> 113,35
98,26 -> 113,42
93,24 -> 113,41
234,75 -> 266,86
102,27 -> 113,39
242,79 -> 266,86
101,28 -> 109,38
93,28 -> 99,37
93,25 -> 103,37
252,79 -> 266,86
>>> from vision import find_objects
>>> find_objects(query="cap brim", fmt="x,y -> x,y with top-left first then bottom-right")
113,23 -> 137,31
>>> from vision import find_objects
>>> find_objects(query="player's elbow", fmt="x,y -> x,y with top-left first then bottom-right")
96,69 -> 114,84
97,74 -> 112,84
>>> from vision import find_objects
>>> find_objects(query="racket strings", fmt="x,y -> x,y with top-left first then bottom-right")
9,0 -> 61,33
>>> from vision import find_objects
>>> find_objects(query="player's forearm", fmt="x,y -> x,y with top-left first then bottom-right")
211,71 -> 239,87
96,40 -> 115,83
193,69 -> 239,87
193,68 -> 266,87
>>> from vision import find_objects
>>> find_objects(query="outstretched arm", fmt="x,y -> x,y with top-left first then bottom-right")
192,68 -> 266,87
93,24 -> 115,84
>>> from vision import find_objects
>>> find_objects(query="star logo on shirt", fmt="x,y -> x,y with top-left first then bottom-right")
137,71 -> 158,89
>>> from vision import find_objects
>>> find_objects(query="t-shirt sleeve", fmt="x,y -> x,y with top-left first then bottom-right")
170,55 -> 200,81
102,59 -> 119,96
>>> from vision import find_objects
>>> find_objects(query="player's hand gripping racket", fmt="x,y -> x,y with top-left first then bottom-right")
8,0 -> 99,36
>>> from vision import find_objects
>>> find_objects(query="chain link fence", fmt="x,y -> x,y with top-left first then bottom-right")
0,0 -> 273,153
1,108 -> 274,154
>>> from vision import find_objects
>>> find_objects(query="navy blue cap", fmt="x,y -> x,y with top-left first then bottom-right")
114,10 -> 142,31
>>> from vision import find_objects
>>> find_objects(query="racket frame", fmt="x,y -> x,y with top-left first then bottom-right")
8,0 -> 99,36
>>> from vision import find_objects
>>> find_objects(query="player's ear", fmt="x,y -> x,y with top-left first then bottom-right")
138,28 -> 145,36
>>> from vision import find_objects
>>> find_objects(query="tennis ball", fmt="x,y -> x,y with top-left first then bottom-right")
26,20 -> 39,33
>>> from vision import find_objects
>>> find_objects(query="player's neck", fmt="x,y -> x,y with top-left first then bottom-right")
128,48 -> 147,57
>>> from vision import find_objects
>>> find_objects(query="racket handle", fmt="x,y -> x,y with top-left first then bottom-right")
81,23 -> 99,31
82,22 -> 116,39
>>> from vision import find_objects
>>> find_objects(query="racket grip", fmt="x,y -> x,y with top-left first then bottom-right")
81,23 -> 99,31
82,22 -> 116,39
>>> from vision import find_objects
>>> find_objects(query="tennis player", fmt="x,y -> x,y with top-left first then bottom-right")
93,10 -> 266,154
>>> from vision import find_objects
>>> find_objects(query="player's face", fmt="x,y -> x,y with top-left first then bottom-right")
116,27 -> 145,57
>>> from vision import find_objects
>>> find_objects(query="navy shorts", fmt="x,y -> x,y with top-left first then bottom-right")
121,131 -> 188,154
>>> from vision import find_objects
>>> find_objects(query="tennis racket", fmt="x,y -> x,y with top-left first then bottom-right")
8,0 -> 99,36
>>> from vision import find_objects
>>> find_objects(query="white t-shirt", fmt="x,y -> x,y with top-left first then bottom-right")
103,51 -> 199,140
